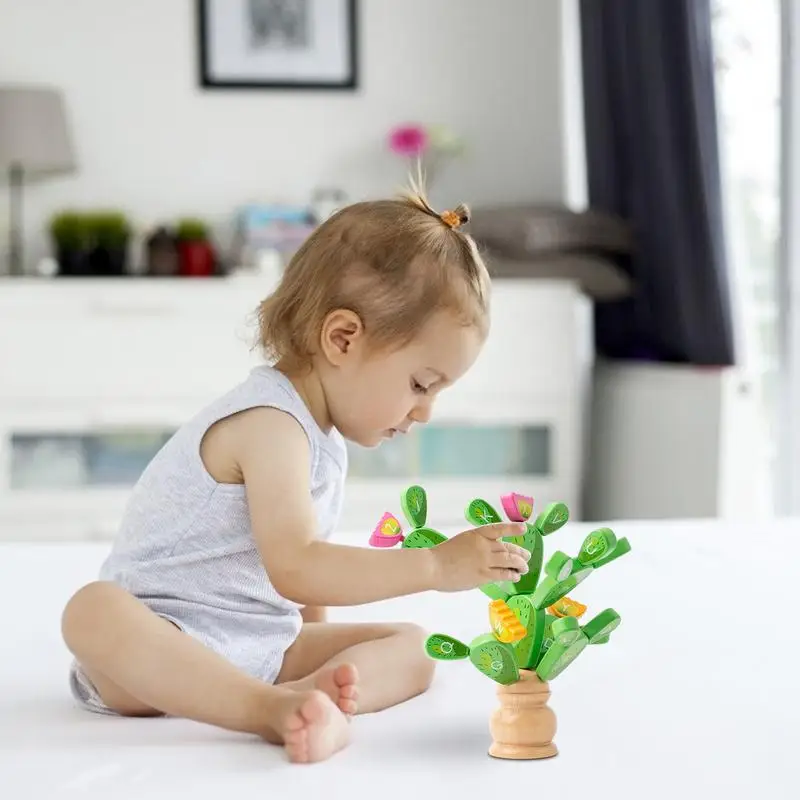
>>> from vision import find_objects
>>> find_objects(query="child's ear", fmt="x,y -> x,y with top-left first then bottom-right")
320,309 -> 364,365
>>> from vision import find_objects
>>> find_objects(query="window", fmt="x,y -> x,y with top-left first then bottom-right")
712,0 -> 782,505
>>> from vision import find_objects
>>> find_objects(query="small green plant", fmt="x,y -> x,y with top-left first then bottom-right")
89,212 -> 131,247
369,486 -> 631,686
49,211 -> 92,251
176,217 -> 209,242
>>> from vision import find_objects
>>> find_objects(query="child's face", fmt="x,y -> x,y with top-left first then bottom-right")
326,310 -> 485,448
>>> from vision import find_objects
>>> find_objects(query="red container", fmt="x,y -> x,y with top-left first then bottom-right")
178,240 -> 215,277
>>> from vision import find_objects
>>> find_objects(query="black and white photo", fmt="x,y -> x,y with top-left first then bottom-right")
198,0 -> 357,89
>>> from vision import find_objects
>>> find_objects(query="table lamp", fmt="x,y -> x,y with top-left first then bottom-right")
0,85 -> 77,276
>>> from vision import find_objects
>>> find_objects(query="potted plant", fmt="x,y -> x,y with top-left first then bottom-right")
88,211 -> 131,276
49,211 -> 93,276
369,486 -> 632,760
176,217 -> 215,277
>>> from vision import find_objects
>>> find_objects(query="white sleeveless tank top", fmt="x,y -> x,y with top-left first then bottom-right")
97,365 -> 348,682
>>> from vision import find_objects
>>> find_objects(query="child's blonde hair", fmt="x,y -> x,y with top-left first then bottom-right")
257,186 -> 491,370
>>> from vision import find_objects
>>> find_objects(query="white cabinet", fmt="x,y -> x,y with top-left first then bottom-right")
0,277 -> 591,539
582,360 -> 770,520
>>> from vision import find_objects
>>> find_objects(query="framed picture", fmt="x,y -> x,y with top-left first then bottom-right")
197,0 -> 358,90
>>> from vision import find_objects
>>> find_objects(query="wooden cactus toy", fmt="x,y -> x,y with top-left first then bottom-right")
369,486 -> 630,685
367,485 -> 630,757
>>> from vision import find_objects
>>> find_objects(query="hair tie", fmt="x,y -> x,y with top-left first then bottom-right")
440,209 -> 462,229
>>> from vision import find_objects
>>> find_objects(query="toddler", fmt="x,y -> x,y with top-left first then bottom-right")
61,187 -> 531,764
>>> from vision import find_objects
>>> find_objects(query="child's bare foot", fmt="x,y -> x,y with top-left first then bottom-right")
312,663 -> 359,716
286,663 -> 359,717
275,690 -> 350,764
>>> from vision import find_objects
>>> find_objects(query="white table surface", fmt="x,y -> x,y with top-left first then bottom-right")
1,518 -> 798,800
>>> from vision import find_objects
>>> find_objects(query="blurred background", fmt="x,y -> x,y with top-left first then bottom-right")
0,0 -> 795,539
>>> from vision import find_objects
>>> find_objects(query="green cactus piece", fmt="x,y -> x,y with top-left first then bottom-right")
577,528 -> 618,566
544,551 -> 574,581
507,595 -> 546,669
401,527 -> 448,549
465,498 -> 503,527
468,634 -> 520,685
425,633 -> 470,661
590,537 -> 632,569
532,501 -> 569,535
551,616 -> 582,646
582,609 -> 622,644
401,485 -> 428,528
536,629 -> 589,681
531,565 -> 592,610
479,581 -> 513,602
536,614 -> 559,665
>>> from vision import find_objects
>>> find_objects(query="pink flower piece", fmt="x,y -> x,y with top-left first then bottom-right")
368,512 -> 405,548
501,493 -> 534,522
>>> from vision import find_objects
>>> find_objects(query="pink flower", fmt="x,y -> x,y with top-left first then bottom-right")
388,124 -> 428,157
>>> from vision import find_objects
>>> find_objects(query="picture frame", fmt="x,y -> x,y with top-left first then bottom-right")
197,0 -> 358,90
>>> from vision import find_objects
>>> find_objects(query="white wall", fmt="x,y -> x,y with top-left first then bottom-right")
0,0 -> 567,265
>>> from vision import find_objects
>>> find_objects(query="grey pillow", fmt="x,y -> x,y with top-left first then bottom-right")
469,204 -> 633,260
485,253 -> 633,301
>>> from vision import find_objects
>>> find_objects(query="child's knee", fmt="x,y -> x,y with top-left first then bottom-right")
61,581 -> 119,647
393,623 -> 436,690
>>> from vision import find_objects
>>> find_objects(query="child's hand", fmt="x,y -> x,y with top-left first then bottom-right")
431,523 -> 531,592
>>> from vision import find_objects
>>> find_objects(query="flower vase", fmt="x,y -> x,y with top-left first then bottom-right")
488,670 -> 558,760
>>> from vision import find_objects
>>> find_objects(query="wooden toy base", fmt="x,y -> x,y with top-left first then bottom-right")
488,670 -> 558,760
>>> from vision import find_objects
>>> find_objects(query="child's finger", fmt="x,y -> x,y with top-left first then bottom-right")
490,541 -> 531,561
492,569 -> 523,582
490,550 -> 529,573
500,542 -> 531,561
476,522 -> 527,540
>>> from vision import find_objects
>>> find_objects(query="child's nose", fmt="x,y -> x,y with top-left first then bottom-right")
410,398 -> 433,425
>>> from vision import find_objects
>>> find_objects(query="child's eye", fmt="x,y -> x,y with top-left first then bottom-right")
412,379 -> 429,395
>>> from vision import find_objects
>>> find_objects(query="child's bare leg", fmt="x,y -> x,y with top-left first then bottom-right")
61,582 -> 349,763
277,622 -> 435,715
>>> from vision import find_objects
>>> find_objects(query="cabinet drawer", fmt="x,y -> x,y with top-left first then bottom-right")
0,315 -> 260,401
0,284 -> 262,401
0,278 -> 587,402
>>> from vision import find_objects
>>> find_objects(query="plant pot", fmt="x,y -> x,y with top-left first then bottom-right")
488,670 -> 558,760
178,240 -> 215,277
56,247 -> 93,277
89,244 -> 128,276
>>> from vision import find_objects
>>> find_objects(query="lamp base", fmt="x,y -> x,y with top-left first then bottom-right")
7,163 -> 25,276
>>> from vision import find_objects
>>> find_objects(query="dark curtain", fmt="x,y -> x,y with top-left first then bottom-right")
579,0 -> 736,366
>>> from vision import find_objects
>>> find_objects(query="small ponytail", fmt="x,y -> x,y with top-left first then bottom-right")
401,163 -> 471,230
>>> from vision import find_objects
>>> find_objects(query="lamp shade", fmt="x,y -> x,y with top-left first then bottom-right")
0,85 -> 76,178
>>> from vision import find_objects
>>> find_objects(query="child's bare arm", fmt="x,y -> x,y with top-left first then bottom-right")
236,408 -> 530,607
300,606 -> 327,623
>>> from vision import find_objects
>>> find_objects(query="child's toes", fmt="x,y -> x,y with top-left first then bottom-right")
339,684 -> 358,700
285,738 -> 309,763
339,697 -> 358,715
332,663 -> 359,689
281,717 -> 309,763
298,691 -> 330,725
283,728 -> 306,745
